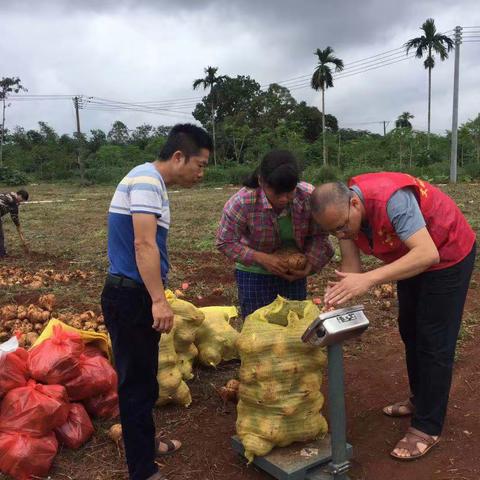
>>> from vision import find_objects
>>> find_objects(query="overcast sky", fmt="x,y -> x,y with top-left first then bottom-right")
2,0 -> 479,136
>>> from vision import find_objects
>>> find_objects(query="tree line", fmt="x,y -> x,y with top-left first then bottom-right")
0,18 -> 479,185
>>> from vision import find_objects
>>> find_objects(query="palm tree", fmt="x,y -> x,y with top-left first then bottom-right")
193,66 -> 225,165
395,112 -> 414,129
405,18 -> 454,151
311,47 -> 344,166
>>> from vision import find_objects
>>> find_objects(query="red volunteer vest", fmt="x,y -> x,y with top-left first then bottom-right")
349,172 -> 476,271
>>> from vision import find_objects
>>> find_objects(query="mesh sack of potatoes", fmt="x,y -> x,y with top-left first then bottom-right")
194,307 -> 239,367
165,290 -> 205,380
156,329 -> 192,408
235,296 -> 328,462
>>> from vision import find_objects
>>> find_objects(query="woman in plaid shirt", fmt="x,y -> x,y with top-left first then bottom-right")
216,150 -> 333,317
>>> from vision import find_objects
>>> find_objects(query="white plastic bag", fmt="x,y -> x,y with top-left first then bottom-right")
0,336 -> 19,363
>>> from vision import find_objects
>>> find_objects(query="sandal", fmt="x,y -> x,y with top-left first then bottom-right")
155,436 -> 182,457
390,427 -> 440,461
383,399 -> 415,417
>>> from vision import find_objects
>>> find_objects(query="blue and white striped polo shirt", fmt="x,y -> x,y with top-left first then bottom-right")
107,162 -> 170,284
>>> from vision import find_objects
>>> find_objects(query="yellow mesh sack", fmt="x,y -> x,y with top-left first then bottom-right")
236,296 -> 327,462
165,290 -> 205,380
195,307 -> 239,367
156,329 -> 191,408
32,318 -> 112,362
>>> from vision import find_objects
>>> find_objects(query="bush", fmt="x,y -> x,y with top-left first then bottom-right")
84,167 -> 127,185
464,162 -> 480,180
303,165 -> 340,184
341,164 -> 380,181
0,166 -> 29,186
203,163 -> 253,185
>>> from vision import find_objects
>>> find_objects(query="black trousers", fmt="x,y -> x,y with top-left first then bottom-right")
101,282 -> 160,480
0,217 -> 6,256
397,244 -> 476,436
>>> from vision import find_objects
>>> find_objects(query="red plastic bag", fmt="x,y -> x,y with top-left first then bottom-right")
27,325 -> 84,385
0,431 -> 58,480
83,344 -> 108,359
54,403 -> 94,449
0,347 -> 29,398
64,354 -> 117,401
0,380 -> 70,437
83,388 -> 120,419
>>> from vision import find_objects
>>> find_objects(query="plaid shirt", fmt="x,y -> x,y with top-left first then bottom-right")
216,182 -> 333,272
0,193 -> 20,227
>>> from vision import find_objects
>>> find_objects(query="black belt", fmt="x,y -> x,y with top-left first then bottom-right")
105,273 -> 145,289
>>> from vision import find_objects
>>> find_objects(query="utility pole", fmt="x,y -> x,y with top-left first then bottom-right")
0,97 -> 6,166
383,121 -> 387,136
450,26 -> 462,183
337,132 -> 341,168
73,96 -> 85,182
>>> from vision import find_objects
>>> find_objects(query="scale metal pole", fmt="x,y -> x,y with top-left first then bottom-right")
326,343 -> 350,480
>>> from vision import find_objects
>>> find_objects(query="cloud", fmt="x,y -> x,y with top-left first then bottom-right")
1,0 -> 479,136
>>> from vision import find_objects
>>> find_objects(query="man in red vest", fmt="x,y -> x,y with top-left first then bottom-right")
311,172 -> 476,461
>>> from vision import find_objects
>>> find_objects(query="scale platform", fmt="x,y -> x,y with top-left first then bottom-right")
231,435 -> 352,480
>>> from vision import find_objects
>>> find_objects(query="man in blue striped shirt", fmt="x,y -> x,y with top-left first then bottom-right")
101,124 -> 212,480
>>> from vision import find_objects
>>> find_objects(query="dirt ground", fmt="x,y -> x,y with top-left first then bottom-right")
0,183 -> 479,480
2,253 -> 478,480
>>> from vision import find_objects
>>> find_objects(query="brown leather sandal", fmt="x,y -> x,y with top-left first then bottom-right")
390,427 -> 440,460
383,399 -> 415,417
155,436 -> 182,457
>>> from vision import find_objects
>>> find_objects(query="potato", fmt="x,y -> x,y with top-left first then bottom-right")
27,280 -> 43,289
1,305 -> 17,321
287,253 -> 307,271
217,386 -> 238,403
226,379 -> 240,391
25,332 -> 39,347
38,294 -> 56,311
108,424 -> 123,444
274,248 -> 307,272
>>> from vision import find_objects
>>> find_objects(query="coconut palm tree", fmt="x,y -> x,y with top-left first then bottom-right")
405,18 -> 454,151
193,66 -> 225,165
311,47 -> 344,166
395,112 -> 415,129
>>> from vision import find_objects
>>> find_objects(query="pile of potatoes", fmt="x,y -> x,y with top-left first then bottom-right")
0,294 -> 106,347
0,267 -> 93,289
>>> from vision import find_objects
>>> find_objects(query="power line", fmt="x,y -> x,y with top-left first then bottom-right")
264,29 -> 453,89
285,53 -> 417,91
83,97 -> 195,114
334,54 -> 415,79
262,46 -> 410,88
